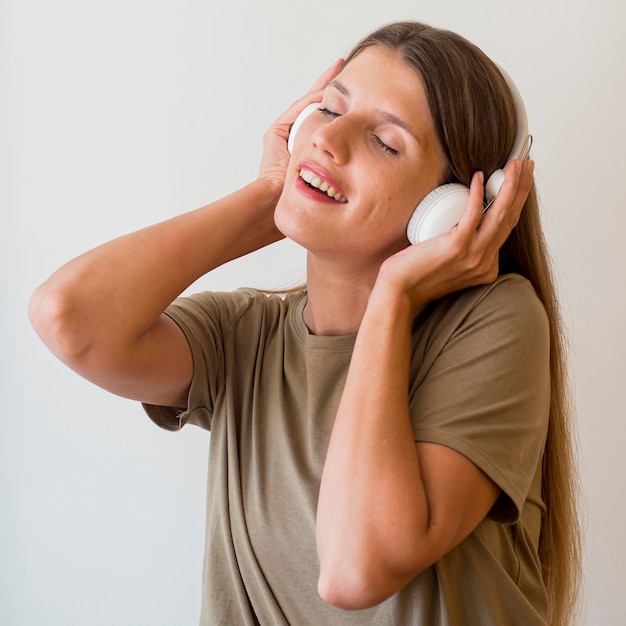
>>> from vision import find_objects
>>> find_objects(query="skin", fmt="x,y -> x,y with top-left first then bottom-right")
29,47 -> 534,611
276,48 -> 447,267
275,47 -> 450,336
277,47 -> 534,609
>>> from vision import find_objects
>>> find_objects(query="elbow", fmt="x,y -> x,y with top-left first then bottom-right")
317,568 -> 378,611
29,282 -> 91,365
317,555 -> 415,611
316,531 -> 433,610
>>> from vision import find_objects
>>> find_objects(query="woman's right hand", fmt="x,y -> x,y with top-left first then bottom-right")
257,58 -> 345,193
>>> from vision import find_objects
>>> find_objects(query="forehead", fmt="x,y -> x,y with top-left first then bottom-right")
331,45 -> 441,152
335,46 -> 427,106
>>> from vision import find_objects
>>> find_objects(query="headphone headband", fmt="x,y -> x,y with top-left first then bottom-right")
497,64 -> 531,163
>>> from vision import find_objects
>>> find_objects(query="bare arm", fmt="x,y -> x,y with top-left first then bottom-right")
28,180 -> 284,407
316,160 -> 535,608
29,59 -> 346,408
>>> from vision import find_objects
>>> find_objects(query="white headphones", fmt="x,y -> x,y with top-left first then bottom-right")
287,102 -> 320,154
287,66 -> 532,244
406,66 -> 532,243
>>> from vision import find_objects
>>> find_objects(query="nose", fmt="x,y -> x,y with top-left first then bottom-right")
310,116 -> 351,165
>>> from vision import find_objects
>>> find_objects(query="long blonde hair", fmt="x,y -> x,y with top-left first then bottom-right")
346,21 -> 582,626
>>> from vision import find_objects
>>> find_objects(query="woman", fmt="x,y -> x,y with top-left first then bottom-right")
29,21 -> 581,626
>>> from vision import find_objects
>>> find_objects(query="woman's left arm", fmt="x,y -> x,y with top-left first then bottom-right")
316,160 -> 534,609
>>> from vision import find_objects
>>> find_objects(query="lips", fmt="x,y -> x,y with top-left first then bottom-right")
297,163 -> 348,203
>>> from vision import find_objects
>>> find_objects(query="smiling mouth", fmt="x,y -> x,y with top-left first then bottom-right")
299,168 -> 348,203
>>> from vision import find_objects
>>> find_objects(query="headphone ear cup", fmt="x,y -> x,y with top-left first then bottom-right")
407,183 -> 470,244
485,168 -> 505,203
287,103 -> 320,154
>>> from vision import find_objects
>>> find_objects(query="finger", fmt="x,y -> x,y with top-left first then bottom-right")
454,171 -> 485,237
308,58 -> 345,92
479,159 -> 534,255
498,159 -> 534,229
267,92 -> 324,141
479,160 -> 523,236
285,59 -> 346,121
272,60 -> 344,132
506,158 -> 534,207
514,159 -> 534,213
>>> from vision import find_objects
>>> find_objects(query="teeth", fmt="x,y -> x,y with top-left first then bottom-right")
299,168 -> 347,203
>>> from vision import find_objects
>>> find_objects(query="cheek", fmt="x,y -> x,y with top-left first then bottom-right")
397,167 -> 444,222
273,187 -> 320,245
376,178 -> 423,228
273,168 -> 300,227
357,199 -> 413,249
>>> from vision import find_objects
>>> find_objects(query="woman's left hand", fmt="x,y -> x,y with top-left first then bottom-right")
378,158 -> 535,312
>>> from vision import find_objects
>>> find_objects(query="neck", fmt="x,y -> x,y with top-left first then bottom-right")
303,253 -> 380,336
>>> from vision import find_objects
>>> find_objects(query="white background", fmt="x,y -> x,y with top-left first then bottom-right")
2,0 -> 625,624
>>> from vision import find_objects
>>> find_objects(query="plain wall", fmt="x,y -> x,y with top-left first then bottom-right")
2,0 -> 625,624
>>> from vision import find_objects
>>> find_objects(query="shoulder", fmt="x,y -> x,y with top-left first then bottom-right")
169,287 -> 267,319
460,273 -> 549,346
162,289 -> 311,356
410,274 -> 551,523
468,273 -> 545,317
410,273 -> 552,420
168,288 -> 304,331
416,274 -> 548,348
449,273 -> 545,321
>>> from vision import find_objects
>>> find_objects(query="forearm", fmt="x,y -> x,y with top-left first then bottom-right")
316,281 -> 430,607
315,162 -> 533,609
29,179 -> 283,364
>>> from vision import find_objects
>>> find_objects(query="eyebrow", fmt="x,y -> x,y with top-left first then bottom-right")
327,80 -> 422,144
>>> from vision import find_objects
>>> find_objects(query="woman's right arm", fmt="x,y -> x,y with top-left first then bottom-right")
29,59 -> 344,410
28,179 -> 283,408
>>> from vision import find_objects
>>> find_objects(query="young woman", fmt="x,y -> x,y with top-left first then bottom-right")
29,21 -> 581,626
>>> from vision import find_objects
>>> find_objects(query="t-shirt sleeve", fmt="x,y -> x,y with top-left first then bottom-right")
409,275 -> 551,524
142,289 -> 258,432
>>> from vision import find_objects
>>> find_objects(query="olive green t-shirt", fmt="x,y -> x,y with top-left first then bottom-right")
144,273 -> 550,625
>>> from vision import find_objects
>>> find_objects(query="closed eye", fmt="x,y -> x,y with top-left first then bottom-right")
319,107 -> 398,156
318,107 -> 339,118
373,135 -> 398,156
